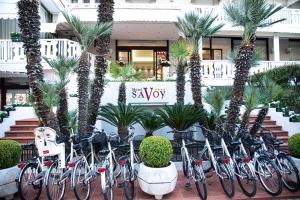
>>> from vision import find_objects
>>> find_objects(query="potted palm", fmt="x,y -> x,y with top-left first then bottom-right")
155,103 -> 206,140
139,112 -> 164,137
138,136 -> 177,200
0,140 -> 22,200
98,103 -> 143,139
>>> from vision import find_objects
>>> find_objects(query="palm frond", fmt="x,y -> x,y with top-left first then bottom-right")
224,0 -> 284,44
155,103 -> 207,131
139,112 -> 164,135
205,88 -> 226,117
170,39 -> 190,62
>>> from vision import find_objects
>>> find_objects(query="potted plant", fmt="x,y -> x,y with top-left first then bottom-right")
0,140 -> 22,199
288,133 -> 300,171
139,112 -> 164,137
99,103 -> 143,139
0,111 -> 8,123
10,32 -> 22,42
138,136 -> 177,200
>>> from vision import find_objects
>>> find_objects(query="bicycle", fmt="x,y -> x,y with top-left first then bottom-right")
197,125 -> 235,198
117,127 -> 145,200
224,127 -> 257,197
45,127 -> 83,200
241,128 -> 283,196
18,127 -> 65,200
259,126 -> 300,192
170,129 -> 207,200
71,130 -> 105,200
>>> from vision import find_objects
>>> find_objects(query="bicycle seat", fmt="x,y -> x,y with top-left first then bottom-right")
273,139 -> 283,146
73,144 -> 81,151
212,145 -> 222,151
230,140 -> 241,146
186,141 -> 198,147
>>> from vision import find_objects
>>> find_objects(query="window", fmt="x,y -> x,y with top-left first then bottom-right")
232,38 -> 268,60
83,0 -> 90,3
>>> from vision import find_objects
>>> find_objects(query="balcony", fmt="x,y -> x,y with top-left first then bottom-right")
64,2 -> 300,33
0,39 -> 82,72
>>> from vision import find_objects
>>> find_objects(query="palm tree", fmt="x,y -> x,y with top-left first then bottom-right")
205,87 -> 231,131
88,0 -> 115,130
63,12 -> 112,135
175,12 -> 224,108
43,56 -> 78,138
170,39 -> 190,104
37,82 -> 67,139
139,112 -> 164,137
155,103 -> 206,131
224,0 -> 285,134
249,77 -> 283,135
239,86 -> 260,131
109,62 -> 144,104
98,103 -> 143,139
17,0 -> 50,126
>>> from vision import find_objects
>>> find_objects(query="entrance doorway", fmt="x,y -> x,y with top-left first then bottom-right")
116,41 -> 169,80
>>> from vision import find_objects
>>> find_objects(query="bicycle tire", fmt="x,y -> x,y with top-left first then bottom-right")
102,165 -> 114,200
235,161 -> 256,197
182,150 -> 188,176
256,155 -> 282,196
123,162 -> 135,200
193,163 -> 207,200
217,163 -> 235,198
72,159 -> 91,200
201,148 -> 213,173
276,153 -> 300,192
45,161 -> 66,200
18,162 -> 42,200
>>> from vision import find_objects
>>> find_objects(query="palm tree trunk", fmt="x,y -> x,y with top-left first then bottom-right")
17,0 -> 50,127
225,42 -> 255,135
190,53 -> 202,108
239,110 -> 250,131
88,0 -> 114,130
57,88 -> 70,139
176,60 -> 185,104
250,106 -> 269,136
48,111 -> 63,138
77,52 -> 90,135
118,82 -> 126,104
118,126 -> 128,140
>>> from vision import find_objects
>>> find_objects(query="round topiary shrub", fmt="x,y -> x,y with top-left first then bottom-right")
139,136 -> 173,168
0,140 -> 22,169
288,133 -> 300,158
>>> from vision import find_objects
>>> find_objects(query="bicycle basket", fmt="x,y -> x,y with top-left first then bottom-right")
173,130 -> 194,142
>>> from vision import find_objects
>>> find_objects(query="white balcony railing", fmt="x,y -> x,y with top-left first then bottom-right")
65,2 -> 300,26
0,39 -> 81,64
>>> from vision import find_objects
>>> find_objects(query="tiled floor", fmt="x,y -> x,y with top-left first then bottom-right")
14,171 -> 300,200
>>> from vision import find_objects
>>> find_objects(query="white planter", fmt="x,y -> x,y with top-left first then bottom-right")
138,162 -> 177,200
292,156 -> 300,172
0,166 -> 20,199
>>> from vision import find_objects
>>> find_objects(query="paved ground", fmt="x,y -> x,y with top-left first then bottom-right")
12,171 -> 300,200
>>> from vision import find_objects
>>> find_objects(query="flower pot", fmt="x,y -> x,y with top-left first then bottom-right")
0,166 -> 20,199
138,162 -> 177,200
291,156 -> 300,172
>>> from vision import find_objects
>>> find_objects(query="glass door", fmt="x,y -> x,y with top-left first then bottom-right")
154,50 -> 167,80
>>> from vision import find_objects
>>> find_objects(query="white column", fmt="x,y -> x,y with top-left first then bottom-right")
273,33 -> 280,61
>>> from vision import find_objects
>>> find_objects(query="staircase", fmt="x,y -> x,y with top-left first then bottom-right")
3,118 -> 39,144
249,115 -> 289,149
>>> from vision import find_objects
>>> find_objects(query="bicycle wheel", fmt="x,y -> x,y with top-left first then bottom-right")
182,150 -> 188,176
235,160 -> 256,197
217,163 -> 235,198
102,165 -> 114,200
45,161 -> 66,200
201,148 -> 212,173
193,162 -> 207,200
72,159 -> 91,200
276,153 -> 300,192
18,162 -> 42,200
123,162 -> 135,200
256,156 -> 282,196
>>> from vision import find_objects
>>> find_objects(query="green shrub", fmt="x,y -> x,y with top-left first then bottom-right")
288,133 -> 300,158
139,136 -> 173,168
0,140 -> 22,169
